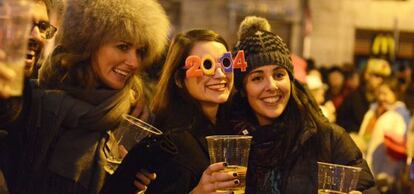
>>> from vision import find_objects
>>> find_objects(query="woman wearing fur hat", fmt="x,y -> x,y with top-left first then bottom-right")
230,16 -> 379,194
0,0 -> 169,193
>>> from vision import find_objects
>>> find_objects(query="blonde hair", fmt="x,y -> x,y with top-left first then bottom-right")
39,0 -> 170,89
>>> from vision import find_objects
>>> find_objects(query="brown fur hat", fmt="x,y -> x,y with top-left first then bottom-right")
39,0 -> 170,88
57,0 -> 170,66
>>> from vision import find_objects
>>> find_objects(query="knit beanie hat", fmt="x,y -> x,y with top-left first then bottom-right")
233,16 -> 293,91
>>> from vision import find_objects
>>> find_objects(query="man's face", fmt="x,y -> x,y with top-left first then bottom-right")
25,2 -> 49,77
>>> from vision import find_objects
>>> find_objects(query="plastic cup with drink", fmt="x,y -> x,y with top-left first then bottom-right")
317,162 -> 362,194
104,114 -> 163,174
206,135 -> 252,194
0,0 -> 32,96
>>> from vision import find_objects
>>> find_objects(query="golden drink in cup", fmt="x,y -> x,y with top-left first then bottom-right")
317,162 -> 362,194
0,0 -> 32,96
206,135 -> 252,194
104,114 -> 163,174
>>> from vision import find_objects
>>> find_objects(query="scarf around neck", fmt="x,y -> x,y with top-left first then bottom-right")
38,45 -> 135,131
32,46 -> 138,191
61,84 -> 133,131
51,83 -> 133,190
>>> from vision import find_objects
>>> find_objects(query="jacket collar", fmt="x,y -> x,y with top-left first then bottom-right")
237,115 -> 318,149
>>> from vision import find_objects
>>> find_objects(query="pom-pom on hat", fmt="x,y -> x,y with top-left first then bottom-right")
233,16 -> 293,90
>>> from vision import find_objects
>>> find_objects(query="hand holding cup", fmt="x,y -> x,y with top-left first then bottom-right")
0,50 -> 16,98
205,135 -> 252,194
191,162 -> 240,194
0,0 -> 33,97
104,114 -> 163,174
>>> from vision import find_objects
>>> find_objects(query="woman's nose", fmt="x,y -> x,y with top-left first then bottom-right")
213,66 -> 226,78
125,51 -> 139,69
266,77 -> 278,90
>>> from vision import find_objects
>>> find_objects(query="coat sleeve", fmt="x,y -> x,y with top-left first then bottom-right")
329,124 -> 380,194
0,98 -> 23,127
101,134 -> 179,194
146,162 -> 198,194
146,131 -> 206,194
0,79 -> 33,127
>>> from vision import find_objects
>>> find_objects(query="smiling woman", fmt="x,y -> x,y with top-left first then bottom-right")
184,41 -> 233,113
147,29 -> 239,193
92,41 -> 142,89
102,29 -> 241,194
151,29 -> 234,127
244,65 -> 291,126
0,0 -> 170,193
38,0 -> 169,90
230,16 -> 379,194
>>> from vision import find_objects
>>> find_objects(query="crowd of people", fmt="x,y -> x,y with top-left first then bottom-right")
0,0 -> 413,194
304,58 -> 414,193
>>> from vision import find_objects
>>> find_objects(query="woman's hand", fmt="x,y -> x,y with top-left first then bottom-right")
190,162 -> 240,194
134,169 -> 157,192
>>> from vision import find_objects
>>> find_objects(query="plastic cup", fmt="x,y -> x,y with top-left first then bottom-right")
318,162 -> 362,194
206,135 -> 252,194
0,0 -> 32,96
104,114 -> 163,174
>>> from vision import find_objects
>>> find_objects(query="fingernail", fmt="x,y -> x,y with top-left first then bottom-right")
233,172 -> 238,177
223,162 -> 228,167
234,179 -> 240,185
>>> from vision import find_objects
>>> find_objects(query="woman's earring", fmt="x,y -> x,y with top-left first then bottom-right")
174,72 -> 183,88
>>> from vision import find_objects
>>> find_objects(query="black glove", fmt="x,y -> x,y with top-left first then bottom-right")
100,134 -> 178,194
